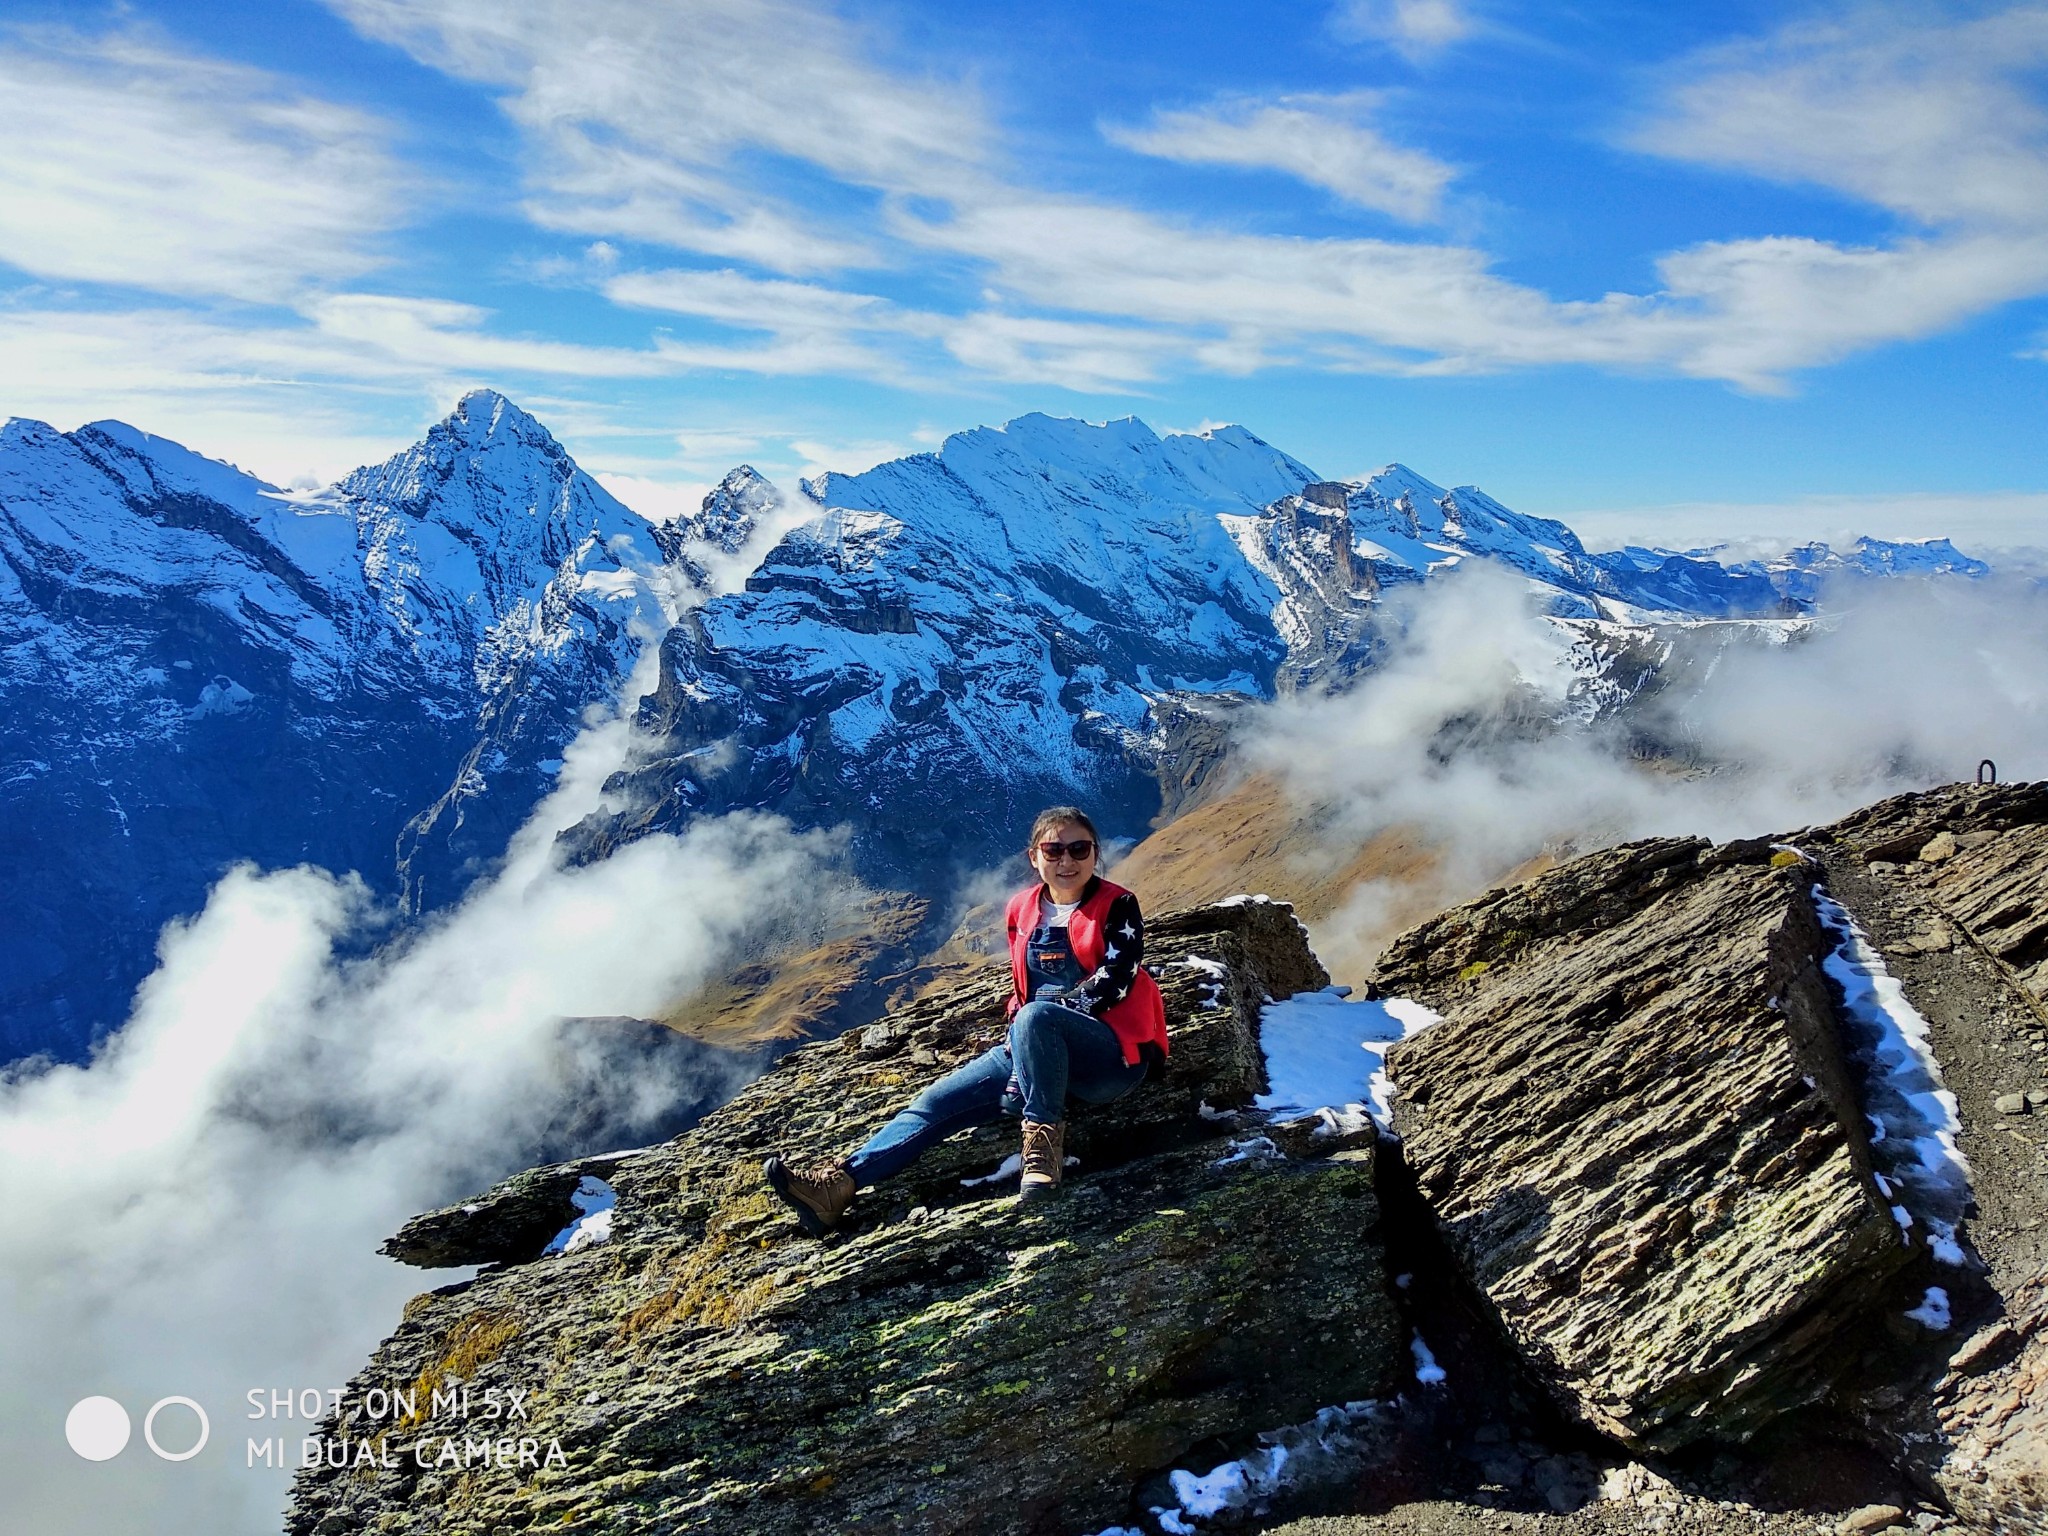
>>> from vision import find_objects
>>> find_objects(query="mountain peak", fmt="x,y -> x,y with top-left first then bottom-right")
1355,463 -> 1449,506
73,418 -> 281,506
334,392 -> 645,576
660,464 -> 783,557
443,388 -> 557,451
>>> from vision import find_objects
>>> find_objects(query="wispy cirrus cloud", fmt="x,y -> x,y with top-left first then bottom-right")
1610,5 -> 2048,382
323,0 -> 2048,396
0,27 -> 413,302
327,0 -> 988,275
1630,7 -> 2048,231
1329,0 -> 1477,59
12,0 -> 2048,497
1105,92 -> 1456,223
0,298 -> 721,486
602,264 -> 1179,390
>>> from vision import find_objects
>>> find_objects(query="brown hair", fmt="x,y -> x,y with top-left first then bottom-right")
1026,805 -> 1098,853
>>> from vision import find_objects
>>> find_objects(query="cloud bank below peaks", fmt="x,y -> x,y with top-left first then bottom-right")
0,674 -> 861,1536
1244,561 -> 2048,960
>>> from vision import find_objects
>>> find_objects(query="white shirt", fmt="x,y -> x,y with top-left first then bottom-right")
1038,895 -> 1082,928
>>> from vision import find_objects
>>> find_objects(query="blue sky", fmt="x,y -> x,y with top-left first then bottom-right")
2,0 -> 2046,547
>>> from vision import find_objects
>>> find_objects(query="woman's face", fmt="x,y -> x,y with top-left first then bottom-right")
1029,820 -> 1098,895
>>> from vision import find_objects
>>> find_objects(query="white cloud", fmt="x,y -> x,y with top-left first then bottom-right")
0,300 -> 701,486
326,0 -> 988,274
1631,8 -> 2048,231
1106,92 -> 1455,223
305,293 -> 682,377
521,135 -> 873,274
603,268 -> 892,329
1635,231 -> 2048,390
13,0 -> 2048,464
601,264 -> 1182,390
0,28 -> 412,302
1330,0 -> 1475,58
1250,562 -> 2048,968
936,310 -> 1184,389
610,3 -> 2048,389
0,666 -> 861,1535
898,197 -> 1633,370
0,296 -> 909,485
672,428 -> 772,462
1613,6 -> 2048,386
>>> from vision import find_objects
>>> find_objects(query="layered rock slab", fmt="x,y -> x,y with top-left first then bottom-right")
1811,783 -> 2048,1533
287,898 -> 1405,1536
1377,837 -> 1911,1453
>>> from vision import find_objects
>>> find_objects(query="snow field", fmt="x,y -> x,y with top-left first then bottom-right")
543,1177 -> 617,1255
1813,891 -> 1973,1285
1254,985 -> 1441,1129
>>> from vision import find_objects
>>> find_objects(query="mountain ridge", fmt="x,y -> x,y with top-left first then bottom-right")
0,390 -> 698,1058
0,393 -> 1996,1061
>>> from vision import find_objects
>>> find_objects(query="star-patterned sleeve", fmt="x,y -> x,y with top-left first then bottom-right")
1073,891 -> 1144,1017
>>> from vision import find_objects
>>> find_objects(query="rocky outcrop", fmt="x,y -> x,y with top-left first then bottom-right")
1378,837 -> 1914,1453
379,1149 -> 652,1270
293,783 -> 2048,1534
1374,782 -> 2048,1529
287,898 -> 1408,1536
1804,784 -> 2048,1532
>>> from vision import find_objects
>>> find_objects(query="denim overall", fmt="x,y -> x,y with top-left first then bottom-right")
1024,915 -> 1086,1003
840,904 -> 1145,1188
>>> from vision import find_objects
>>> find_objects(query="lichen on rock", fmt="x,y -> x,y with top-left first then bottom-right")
1377,835 -> 1914,1453
287,897 -> 1406,1536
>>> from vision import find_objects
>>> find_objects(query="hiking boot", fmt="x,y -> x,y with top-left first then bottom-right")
1018,1119 -> 1065,1200
763,1156 -> 855,1237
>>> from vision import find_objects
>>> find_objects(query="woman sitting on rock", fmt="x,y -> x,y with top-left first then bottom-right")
764,805 -> 1169,1235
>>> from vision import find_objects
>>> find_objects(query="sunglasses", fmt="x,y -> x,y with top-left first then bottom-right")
1036,839 -> 1097,861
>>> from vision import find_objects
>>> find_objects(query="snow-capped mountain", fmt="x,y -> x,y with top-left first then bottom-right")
0,391 -> 679,1060
654,465 -> 782,562
1,395 -> 1991,1062
572,414 -> 1988,889
577,414 -> 1325,874
1724,537 -> 1991,604
1318,466 -> 1796,621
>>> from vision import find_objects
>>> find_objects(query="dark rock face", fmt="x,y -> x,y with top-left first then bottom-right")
1378,838 -> 1913,1453
0,394 -> 674,1061
381,1150 -> 650,1270
286,899 -> 1409,1536
1373,784 -> 2048,1528
1801,784 -> 2048,1531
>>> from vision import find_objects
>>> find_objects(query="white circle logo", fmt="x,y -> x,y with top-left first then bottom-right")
65,1397 -> 132,1461
143,1397 -> 210,1462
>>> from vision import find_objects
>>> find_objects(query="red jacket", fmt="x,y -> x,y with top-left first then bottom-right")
1004,877 -> 1169,1066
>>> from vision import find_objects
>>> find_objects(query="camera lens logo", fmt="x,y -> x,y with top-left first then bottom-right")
66,1397 -> 209,1462
65,1398 -> 130,1461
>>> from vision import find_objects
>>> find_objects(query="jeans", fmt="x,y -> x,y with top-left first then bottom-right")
844,1000 -> 1146,1188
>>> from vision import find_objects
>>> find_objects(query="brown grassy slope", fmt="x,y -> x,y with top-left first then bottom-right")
1110,773 -> 1547,989
662,771 -> 1549,1044
657,893 -> 929,1049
